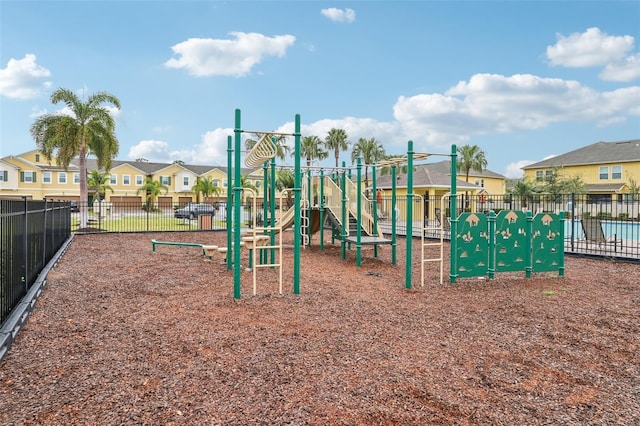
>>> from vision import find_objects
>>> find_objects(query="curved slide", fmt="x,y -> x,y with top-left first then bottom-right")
275,206 -> 322,234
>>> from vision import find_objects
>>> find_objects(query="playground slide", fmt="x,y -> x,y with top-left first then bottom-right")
274,206 -> 322,234
275,205 -> 296,231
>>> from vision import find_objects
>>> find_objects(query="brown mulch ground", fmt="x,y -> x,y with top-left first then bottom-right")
1,230 -> 639,425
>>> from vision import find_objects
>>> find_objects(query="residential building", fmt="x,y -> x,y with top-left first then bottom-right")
0,150 -> 263,205
521,139 -> 640,203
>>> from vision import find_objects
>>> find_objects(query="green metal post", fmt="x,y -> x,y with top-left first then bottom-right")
488,210 -> 496,280
270,156 -> 276,264
372,162 -> 379,258
405,141 -> 414,290
450,144 -> 458,284
293,114 -> 301,294
356,157 -> 362,267
391,165 -> 397,265
319,169 -> 325,250
559,210 -> 565,277
341,162 -> 347,259
262,161 -> 268,265
526,210 -> 533,279
233,109 -> 242,298
307,169 -> 312,247
226,135 -> 233,271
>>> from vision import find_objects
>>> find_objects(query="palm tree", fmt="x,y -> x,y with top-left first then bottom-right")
192,176 -> 221,203
245,133 -> 290,161
457,144 -> 488,210
324,128 -> 349,168
300,135 -> 329,167
457,144 -> 488,183
351,137 -> 387,189
30,88 -> 120,228
137,177 -> 168,211
275,169 -> 295,208
509,178 -> 537,208
87,169 -> 114,203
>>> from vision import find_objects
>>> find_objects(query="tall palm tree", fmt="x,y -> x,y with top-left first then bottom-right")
30,88 -> 120,228
87,169 -> 114,203
137,177 -> 168,211
192,176 -> 221,203
245,133 -> 290,161
351,137 -> 386,189
324,128 -> 349,168
300,135 -> 329,167
457,145 -> 487,210
456,144 -> 488,183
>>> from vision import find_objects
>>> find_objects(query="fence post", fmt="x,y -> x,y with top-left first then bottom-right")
22,196 -> 28,292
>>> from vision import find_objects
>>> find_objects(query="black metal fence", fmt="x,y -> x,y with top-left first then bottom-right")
1,198 -> 71,325
68,200 -> 265,234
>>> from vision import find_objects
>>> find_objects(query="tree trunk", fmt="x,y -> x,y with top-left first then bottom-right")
79,147 -> 88,228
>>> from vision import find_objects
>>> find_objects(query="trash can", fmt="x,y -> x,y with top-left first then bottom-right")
198,214 -> 212,230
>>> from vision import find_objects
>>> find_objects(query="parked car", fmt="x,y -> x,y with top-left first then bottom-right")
70,201 -> 79,212
174,203 -> 216,220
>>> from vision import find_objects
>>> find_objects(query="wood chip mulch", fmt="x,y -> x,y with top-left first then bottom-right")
1,231 -> 638,425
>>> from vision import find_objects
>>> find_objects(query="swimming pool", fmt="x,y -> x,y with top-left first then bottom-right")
566,219 -> 640,242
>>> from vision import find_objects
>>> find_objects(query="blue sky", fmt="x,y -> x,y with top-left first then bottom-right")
1,1 -> 639,178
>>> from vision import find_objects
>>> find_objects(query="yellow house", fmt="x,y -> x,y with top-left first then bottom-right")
0,150 -> 265,205
0,150 -> 83,200
521,139 -> 640,203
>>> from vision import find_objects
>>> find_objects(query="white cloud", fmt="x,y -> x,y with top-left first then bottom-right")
547,27 -> 634,68
0,54 -> 52,99
392,73 -> 640,150
128,140 -> 173,163
546,27 -> 640,82
164,32 -> 296,77
321,8 -> 356,23
599,52 -> 640,82
504,160 -> 534,179
128,129 -> 233,166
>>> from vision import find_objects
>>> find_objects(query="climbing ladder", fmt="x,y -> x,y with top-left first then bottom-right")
420,193 -> 446,285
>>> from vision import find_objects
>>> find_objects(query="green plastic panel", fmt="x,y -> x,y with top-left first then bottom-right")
532,212 -> 563,272
455,212 -> 489,277
495,210 -> 528,273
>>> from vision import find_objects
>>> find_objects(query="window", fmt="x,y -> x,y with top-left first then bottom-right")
73,173 -> 80,184
535,171 -> 543,182
110,174 -> 117,185
474,179 -> 480,186
0,171 -> 7,182
223,179 -> 228,188
160,176 -> 171,186
256,180 -> 261,188
43,171 -> 52,184
136,175 -> 144,185
599,166 -> 609,180
58,172 -> 67,184
35,154 -> 40,162
612,165 -> 622,180
123,175 -> 131,185
21,171 -> 36,183
183,176 -> 189,186
544,170 -> 553,182
480,179 -> 485,187
213,179 -> 220,187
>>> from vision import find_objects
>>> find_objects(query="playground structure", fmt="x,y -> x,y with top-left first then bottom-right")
223,109 -> 565,299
